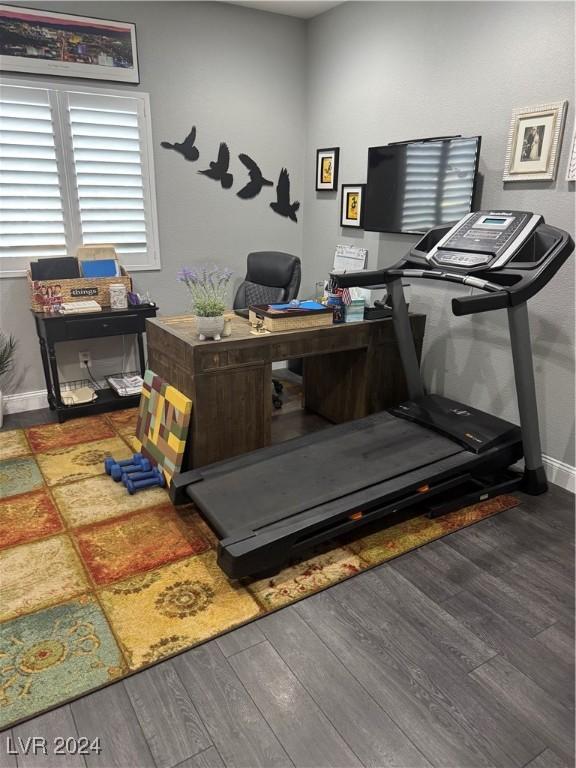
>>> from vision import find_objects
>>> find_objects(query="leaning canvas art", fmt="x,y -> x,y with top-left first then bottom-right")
134,370 -> 193,483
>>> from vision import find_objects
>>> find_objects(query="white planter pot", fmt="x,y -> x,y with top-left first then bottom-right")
196,315 -> 225,341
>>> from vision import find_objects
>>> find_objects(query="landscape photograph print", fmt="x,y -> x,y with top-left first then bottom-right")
0,4 -> 139,82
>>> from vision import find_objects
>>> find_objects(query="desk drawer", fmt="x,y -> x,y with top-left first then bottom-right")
64,313 -> 142,340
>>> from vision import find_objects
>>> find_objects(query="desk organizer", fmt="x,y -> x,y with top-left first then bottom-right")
249,304 -> 334,332
28,267 -> 132,312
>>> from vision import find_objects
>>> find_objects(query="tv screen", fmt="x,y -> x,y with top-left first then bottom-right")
363,136 -> 481,235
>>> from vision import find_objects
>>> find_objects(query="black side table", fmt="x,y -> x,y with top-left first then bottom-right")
32,304 -> 157,422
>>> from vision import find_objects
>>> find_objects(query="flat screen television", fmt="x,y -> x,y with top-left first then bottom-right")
363,136 -> 481,235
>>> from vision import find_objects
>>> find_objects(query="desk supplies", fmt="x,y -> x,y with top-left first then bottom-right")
61,386 -> 97,406
58,300 -> 102,314
345,298 -> 365,323
106,374 -> 143,397
109,283 -> 128,309
249,301 -> 333,332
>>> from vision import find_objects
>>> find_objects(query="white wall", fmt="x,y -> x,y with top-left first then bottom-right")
0,1 -> 307,394
304,1 -> 575,469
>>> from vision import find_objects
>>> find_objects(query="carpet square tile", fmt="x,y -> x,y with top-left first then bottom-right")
74,505 -> 210,586
347,495 -> 521,566
25,416 -> 115,453
105,408 -> 138,435
0,596 -> 125,725
52,474 -> 169,528
0,535 -> 89,621
0,430 -> 30,461
247,547 -> 366,610
35,437 -> 132,487
98,550 -> 260,669
0,457 -> 44,499
0,489 -> 63,550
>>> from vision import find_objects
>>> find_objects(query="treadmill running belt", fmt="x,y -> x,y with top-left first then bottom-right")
189,412 -> 465,537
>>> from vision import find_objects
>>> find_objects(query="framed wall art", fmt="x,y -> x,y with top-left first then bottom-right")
316,147 -> 339,191
340,183 -> 365,228
503,101 -> 567,182
566,126 -> 576,182
0,4 -> 139,83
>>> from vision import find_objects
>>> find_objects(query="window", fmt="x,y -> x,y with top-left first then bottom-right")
0,80 -> 160,277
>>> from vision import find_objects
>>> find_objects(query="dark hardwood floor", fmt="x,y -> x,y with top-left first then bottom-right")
1,375 -> 574,768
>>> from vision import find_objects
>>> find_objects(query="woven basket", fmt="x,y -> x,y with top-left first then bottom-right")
28,267 -> 132,312
249,308 -> 334,332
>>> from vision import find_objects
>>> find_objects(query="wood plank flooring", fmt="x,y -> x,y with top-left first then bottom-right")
0,391 -> 573,767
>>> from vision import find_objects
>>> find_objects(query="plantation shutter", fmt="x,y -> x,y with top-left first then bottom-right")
0,80 -> 159,277
401,139 -> 477,233
0,84 -> 68,272
65,91 -> 153,266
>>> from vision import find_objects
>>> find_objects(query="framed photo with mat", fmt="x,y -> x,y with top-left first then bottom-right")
0,4 -> 139,83
503,101 -> 567,182
316,147 -> 339,191
340,183 -> 365,228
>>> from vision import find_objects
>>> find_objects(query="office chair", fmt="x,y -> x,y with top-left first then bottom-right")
233,251 -> 301,409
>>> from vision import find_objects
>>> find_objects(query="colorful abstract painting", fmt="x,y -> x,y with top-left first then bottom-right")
0,411 -> 520,730
134,370 -> 193,483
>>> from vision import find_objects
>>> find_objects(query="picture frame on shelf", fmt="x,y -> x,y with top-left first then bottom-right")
0,4 -> 139,83
340,183 -> 365,228
316,147 -> 339,191
566,126 -> 576,181
503,101 -> 567,182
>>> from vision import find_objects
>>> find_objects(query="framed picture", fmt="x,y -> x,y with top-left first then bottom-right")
316,147 -> 339,191
503,101 -> 567,182
566,127 -> 576,182
340,184 -> 365,228
0,4 -> 139,83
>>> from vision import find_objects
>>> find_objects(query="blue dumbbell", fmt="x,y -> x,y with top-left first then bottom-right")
125,469 -> 165,495
120,466 -> 156,485
105,453 -> 143,475
111,457 -> 150,481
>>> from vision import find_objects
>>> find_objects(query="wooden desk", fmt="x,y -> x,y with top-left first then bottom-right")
146,313 -> 426,468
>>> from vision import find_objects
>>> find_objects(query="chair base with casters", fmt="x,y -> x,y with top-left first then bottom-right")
233,251 -> 301,410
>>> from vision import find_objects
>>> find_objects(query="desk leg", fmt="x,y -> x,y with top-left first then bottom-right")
191,364 -> 272,467
137,332 -> 146,377
47,343 -> 65,420
39,338 -> 55,410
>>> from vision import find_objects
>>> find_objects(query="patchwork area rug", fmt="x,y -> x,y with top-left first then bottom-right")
0,411 -> 520,730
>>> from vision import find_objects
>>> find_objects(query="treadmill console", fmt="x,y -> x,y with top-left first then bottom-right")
427,210 -> 541,271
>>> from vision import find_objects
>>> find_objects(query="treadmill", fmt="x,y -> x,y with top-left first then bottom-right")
171,210 -> 573,579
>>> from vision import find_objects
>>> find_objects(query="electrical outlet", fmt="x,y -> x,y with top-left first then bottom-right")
79,351 -> 91,369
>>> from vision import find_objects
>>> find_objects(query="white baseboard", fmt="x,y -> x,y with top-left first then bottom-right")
2,387 -> 575,493
3,389 -> 48,414
542,454 -> 576,494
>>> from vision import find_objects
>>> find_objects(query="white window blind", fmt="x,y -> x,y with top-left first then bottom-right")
0,80 -> 159,277
401,139 -> 478,233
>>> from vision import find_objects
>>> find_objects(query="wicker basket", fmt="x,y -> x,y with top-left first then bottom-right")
28,267 -> 132,312
249,305 -> 334,332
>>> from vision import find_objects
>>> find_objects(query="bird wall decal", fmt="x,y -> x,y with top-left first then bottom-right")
270,168 -> 300,222
198,142 -> 234,189
237,153 -> 273,199
160,126 -> 199,162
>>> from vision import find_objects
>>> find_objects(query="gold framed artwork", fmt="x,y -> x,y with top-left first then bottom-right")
566,127 -> 576,182
503,101 -> 567,182
316,147 -> 339,191
340,184 -> 365,228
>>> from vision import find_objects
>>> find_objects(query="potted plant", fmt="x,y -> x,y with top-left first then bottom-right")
177,265 -> 233,341
0,332 -> 16,428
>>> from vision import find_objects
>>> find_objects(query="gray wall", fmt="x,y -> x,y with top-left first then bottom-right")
304,1 -> 575,466
0,1 -> 307,392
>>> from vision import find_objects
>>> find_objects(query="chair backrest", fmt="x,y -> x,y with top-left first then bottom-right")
233,251 -> 301,310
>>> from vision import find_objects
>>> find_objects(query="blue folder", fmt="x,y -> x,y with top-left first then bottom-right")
81,259 -> 119,278
268,300 -> 326,311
